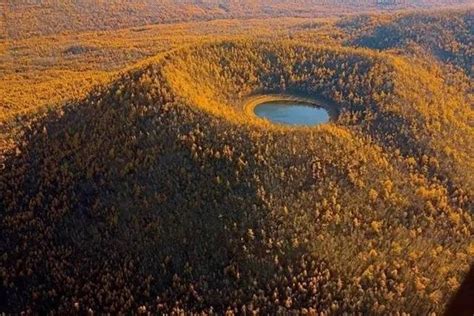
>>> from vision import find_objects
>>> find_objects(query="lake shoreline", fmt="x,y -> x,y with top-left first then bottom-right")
242,93 -> 338,124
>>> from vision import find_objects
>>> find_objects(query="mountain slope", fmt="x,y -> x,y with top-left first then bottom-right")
340,9 -> 474,76
4,0 -> 472,39
1,41 -> 472,314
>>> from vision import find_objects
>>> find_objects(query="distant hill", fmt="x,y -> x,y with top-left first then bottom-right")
1,6 -> 473,315
3,0 -> 472,39
340,9 -> 474,76
1,40 -> 472,314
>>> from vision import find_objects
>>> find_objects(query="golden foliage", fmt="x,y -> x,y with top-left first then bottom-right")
0,7 -> 473,315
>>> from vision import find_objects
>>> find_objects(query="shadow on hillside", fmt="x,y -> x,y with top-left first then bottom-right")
370,111 -> 422,156
445,263 -> 474,316
0,68 -> 299,312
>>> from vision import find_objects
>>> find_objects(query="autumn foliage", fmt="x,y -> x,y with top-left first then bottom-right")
1,6 -> 473,315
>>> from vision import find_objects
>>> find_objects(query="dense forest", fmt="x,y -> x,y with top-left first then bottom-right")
339,9 -> 473,76
1,4 -> 473,315
2,0 -> 472,39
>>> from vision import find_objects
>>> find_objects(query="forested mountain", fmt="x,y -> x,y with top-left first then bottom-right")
2,0 -> 472,39
1,3 -> 473,315
340,9 -> 474,76
1,40 -> 472,314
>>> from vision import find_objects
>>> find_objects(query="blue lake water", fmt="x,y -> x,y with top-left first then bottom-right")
254,102 -> 329,126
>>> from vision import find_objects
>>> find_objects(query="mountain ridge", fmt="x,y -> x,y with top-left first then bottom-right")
3,0 -> 473,39
1,39 -> 472,313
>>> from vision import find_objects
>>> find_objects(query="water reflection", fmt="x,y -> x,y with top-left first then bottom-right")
254,102 -> 329,126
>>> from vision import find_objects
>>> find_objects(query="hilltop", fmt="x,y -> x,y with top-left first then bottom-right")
1,40 -> 472,314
